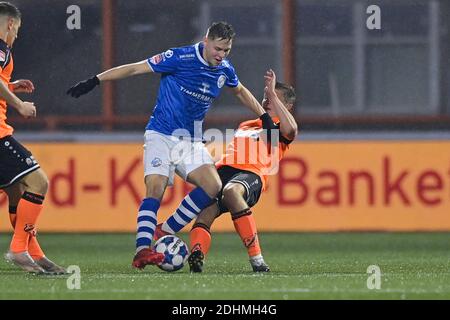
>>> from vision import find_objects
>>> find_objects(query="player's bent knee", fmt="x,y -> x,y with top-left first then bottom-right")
208,180 -> 222,198
23,169 -> 49,195
145,184 -> 166,200
222,183 -> 245,201
144,174 -> 168,200
199,178 -> 221,199
188,165 -> 222,198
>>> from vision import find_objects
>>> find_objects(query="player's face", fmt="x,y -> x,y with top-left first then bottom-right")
204,37 -> 232,66
6,18 -> 21,47
262,89 -> 290,117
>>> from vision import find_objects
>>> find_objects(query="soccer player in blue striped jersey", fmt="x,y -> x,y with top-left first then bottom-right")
67,22 -> 268,269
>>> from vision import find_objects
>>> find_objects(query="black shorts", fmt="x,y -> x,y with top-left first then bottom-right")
0,136 -> 40,189
217,166 -> 263,214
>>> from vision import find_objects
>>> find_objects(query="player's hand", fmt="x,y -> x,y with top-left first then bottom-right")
10,79 -> 35,93
264,69 -> 276,97
17,101 -> 37,118
66,76 -> 100,98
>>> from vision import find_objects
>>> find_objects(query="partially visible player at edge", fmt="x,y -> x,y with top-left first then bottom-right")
0,2 -> 66,274
155,69 -> 298,272
67,21 -> 275,269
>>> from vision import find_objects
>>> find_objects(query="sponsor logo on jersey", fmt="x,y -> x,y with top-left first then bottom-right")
164,50 -> 174,59
150,54 -> 164,65
179,53 -> 195,60
199,83 -> 210,94
180,86 -> 213,103
217,75 -> 226,88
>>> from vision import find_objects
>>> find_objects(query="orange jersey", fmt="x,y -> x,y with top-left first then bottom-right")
0,39 -> 14,139
216,117 -> 293,190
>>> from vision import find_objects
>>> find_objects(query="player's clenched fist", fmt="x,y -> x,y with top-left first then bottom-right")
17,101 -> 36,118
66,75 -> 100,98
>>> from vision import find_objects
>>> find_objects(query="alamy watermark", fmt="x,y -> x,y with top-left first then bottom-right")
367,265 -> 381,290
367,5 -> 381,30
66,265 -> 81,290
66,5 -> 81,30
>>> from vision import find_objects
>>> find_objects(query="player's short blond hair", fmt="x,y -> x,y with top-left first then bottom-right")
0,2 -> 21,19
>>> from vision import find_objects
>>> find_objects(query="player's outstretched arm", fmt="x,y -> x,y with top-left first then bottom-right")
230,82 -> 266,117
264,69 -> 298,141
67,60 -> 153,98
0,80 -> 36,118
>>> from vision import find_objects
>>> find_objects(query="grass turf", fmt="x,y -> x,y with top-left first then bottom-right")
0,232 -> 449,300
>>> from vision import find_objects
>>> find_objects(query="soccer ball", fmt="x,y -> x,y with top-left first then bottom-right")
153,235 -> 189,272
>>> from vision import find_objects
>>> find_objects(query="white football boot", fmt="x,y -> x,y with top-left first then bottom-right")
4,251 -> 47,274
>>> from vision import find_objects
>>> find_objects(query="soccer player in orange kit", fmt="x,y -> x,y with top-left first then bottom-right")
0,2 -> 65,274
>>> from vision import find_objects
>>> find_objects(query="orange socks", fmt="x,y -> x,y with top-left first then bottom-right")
232,210 -> 261,258
10,211 -> 45,259
9,192 -> 45,254
28,236 -> 45,260
190,224 -> 211,255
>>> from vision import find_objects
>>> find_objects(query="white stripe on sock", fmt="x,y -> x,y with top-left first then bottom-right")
185,195 -> 201,213
178,204 -> 198,219
138,210 -> 156,218
137,220 -> 155,230
162,222 -> 175,234
136,231 -> 152,240
173,213 -> 189,226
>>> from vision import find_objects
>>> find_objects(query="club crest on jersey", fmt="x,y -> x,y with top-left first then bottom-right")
0,50 -> 5,62
164,50 -> 174,59
150,54 -> 164,65
217,75 -> 226,88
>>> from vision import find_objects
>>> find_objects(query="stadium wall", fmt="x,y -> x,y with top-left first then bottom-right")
1,139 -> 450,232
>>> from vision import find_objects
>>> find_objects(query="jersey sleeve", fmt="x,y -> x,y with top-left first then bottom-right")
224,61 -> 239,88
147,48 -> 181,73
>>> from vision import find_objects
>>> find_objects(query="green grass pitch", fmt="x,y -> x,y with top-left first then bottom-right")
0,232 -> 449,299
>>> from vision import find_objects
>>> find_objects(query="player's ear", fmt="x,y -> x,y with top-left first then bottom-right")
7,18 -> 15,30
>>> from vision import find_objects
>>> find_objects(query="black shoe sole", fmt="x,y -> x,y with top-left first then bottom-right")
252,265 -> 270,272
188,251 -> 204,273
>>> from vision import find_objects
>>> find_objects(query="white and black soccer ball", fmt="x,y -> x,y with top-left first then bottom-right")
153,235 -> 189,272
